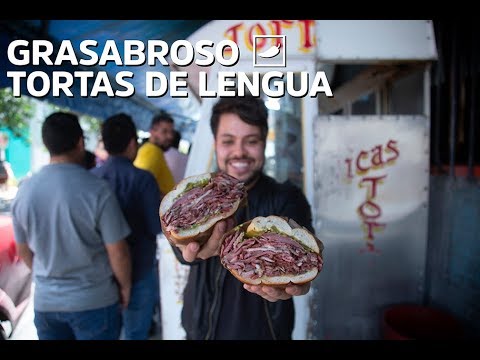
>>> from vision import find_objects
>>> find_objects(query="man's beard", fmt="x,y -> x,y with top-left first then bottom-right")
152,138 -> 170,152
243,169 -> 262,189
220,160 -> 262,189
160,144 -> 170,152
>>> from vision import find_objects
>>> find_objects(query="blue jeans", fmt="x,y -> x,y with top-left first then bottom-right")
121,268 -> 157,340
34,302 -> 121,340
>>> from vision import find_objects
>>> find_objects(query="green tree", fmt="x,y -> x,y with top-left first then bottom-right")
0,87 -> 35,141
1,87 -> 102,146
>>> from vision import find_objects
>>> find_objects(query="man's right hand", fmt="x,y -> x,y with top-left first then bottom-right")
105,239 -> 132,309
119,285 -> 131,309
179,217 -> 236,262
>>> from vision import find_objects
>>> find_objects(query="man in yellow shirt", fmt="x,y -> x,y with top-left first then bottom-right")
134,112 -> 176,197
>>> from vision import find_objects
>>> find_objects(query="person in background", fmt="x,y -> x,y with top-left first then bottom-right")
164,129 -> 188,185
134,112 -> 175,197
0,159 -> 15,187
11,111 -> 131,340
83,150 -> 97,169
0,160 -> 7,185
94,138 -> 109,167
91,113 -> 162,340
173,95 -> 315,340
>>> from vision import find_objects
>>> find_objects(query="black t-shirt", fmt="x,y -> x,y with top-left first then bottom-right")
214,174 -> 306,340
215,271 -> 274,340
180,173 -> 311,340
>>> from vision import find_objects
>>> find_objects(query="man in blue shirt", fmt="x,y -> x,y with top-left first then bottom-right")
91,113 -> 162,340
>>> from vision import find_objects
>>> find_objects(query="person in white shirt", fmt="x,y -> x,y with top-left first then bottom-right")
163,130 -> 188,185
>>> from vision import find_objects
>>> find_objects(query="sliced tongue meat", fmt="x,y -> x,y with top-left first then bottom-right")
162,172 -> 246,232
220,230 -> 321,280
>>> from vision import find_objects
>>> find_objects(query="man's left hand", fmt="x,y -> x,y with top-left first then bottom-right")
243,282 -> 311,302
179,217 -> 236,262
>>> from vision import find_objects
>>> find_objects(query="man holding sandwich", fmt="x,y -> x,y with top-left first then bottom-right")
174,94 -> 314,340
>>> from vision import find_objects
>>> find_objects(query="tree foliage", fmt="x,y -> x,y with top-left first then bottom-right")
0,87 -> 101,146
0,87 -> 35,141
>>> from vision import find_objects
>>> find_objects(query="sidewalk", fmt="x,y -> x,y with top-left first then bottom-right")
10,283 -> 37,340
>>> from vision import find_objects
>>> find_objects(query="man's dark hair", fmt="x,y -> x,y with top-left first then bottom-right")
83,150 -> 96,169
210,95 -> 269,140
42,112 -> 84,155
171,129 -> 181,149
102,113 -> 137,155
151,111 -> 174,129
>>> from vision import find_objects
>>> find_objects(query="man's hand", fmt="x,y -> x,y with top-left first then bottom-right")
243,282 -> 311,302
119,284 -> 131,309
178,217 -> 236,262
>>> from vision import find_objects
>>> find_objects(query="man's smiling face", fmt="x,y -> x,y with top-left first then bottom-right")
214,113 -> 266,186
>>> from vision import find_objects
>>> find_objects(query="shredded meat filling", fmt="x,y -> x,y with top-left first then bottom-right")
162,172 -> 246,231
220,230 -> 321,279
